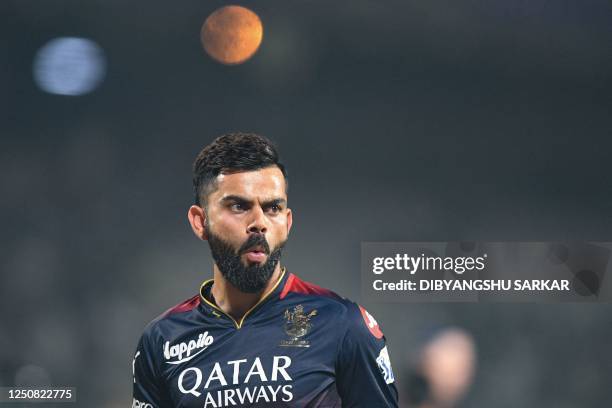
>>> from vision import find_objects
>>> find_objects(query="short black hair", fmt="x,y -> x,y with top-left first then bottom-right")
192,132 -> 287,206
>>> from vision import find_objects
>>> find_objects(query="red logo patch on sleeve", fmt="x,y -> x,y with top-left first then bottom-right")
359,305 -> 384,339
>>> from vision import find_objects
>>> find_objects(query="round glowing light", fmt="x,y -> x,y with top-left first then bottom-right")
201,5 -> 263,65
33,37 -> 106,96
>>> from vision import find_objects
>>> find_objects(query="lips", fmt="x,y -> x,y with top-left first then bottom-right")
244,245 -> 267,254
243,245 -> 268,263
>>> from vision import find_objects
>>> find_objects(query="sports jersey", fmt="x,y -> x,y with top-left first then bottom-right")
132,269 -> 398,407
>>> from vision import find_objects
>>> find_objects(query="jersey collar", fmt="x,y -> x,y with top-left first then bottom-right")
198,267 -> 289,329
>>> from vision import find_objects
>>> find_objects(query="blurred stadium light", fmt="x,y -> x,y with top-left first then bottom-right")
33,37 -> 106,96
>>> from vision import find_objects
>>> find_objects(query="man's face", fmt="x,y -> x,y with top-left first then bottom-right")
202,166 -> 292,292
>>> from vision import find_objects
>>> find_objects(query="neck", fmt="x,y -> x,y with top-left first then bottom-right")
210,263 -> 283,321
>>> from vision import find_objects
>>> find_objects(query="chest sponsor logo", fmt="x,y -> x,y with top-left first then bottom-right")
177,355 -> 294,408
164,332 -> 214,365
280,305 -> 317,348
376,346 -> 395,384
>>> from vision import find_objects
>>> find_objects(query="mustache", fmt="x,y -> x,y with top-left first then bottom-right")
238,234 -> 271,255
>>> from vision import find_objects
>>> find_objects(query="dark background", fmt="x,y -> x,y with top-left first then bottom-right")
2,0 -> 612,406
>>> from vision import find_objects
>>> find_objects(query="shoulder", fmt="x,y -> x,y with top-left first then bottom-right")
280,273 -> 343,300
280,273 -> 384,338
343,302 -> 386,342
279,273 -> 351,312
159,293 -> 201,319
139,294 -> 201,342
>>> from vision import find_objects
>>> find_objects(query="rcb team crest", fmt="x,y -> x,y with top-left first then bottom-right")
280,305 -> 317,347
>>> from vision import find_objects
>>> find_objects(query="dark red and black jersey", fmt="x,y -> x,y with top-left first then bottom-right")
132,269 -> 398,407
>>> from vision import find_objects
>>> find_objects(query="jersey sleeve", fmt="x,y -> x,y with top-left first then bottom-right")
335,304 -> 399,407
132,325 -> 167,408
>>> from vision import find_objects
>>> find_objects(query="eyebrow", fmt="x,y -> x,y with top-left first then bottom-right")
220,195 -> 287,207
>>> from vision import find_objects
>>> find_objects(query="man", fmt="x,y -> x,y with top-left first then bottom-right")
132,133 -> 398,407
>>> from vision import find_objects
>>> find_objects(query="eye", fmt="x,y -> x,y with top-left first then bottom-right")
230,203 -> 246,212
267,204 -> 282,214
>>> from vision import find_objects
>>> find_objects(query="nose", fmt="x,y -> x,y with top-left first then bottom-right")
247,206 -> 268,234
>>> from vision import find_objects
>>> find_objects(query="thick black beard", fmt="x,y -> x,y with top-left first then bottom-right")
207,230 -> 285,294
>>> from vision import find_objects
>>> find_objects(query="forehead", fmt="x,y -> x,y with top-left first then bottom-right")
211,166 -> 287,200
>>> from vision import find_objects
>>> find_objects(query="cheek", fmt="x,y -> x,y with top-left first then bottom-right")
209,215 -> 245,239
269,219 -> 289,244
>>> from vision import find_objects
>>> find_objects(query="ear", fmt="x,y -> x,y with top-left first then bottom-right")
286,207 -> 293,235
188,205 -> 208,241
